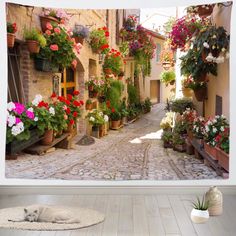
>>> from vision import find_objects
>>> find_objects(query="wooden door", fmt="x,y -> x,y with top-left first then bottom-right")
61,68 -> 76,96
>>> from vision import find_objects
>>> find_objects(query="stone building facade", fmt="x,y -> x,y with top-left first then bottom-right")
6,3 -> 137,134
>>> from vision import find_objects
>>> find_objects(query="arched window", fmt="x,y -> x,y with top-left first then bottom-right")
156,43 -> 161,62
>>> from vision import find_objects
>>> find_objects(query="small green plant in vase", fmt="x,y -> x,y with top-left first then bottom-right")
191,196 -> 210,224
160,70 -> 176,86
24,28 -> 47,54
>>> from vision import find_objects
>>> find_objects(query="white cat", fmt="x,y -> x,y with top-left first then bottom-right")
9,205 -> 80,224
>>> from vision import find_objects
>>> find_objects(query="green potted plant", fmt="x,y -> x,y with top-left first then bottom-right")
161,130 -> 173,148
35,23 -> 77,72
191,196 -> 210,224
103,49 -> 123,76
172,132 -> 186,152
89,27 -> 109,54
24,28 -> 47,54
72,25 -> 89,45
181,77 -> 193,98
203,115 -> 229,160
215,127 -> 229,172
169,98 -> 194,114
192,116 -> 205,146
142,98 -> 152,113
7,22 -> 17,48
160,112 -> 174,131
86,99 -> 93,110
110,107 -> 121,129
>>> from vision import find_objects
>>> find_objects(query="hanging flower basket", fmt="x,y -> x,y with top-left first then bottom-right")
194,86 -> 207,101
40,15 -> 59,32
7,33 -> 15,48
197,5 -> 214,18
182,88 -> 193,97
26,40 -> 40,54
169,80 -> 175,86
162,61 -> 172,70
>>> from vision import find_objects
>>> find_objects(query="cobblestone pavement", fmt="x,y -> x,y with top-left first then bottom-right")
5,104 -> 222,180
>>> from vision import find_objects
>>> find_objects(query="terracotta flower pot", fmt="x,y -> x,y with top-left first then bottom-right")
194,87 -> 207,102
104,68 -> 113,75
187,129 -> 194,140
111,120 -> 121,129
7,33 -> 15,48
40,15 -> 59,32
204,142 -> 217,160
41,129 -> 54,145
197,5 -> 214,18
74,36 -> 84,45
169,80 -> 175,86
216,147 -> 229,172
99,124 -> 106,137
182,88 -> 193,97
26,40 -> 40,54
164,141 -> 172,149
86,103 -> 93,110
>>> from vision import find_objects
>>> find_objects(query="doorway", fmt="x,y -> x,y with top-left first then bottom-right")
150,80 -> 160,104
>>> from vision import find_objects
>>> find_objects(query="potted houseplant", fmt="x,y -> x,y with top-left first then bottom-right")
161,130 -> 173,148
215,127 -> 229,172
85,78 -> 100,98
72,25 -> 89,45
160,70 -> 176,86
160,49 -> 174,70
192,116 -> 205,147
169,97 -> 194,115
35,23 -> 78,72
172,132 -> 186,152
110,107 -> 121,129
142,98 -> 152,113
182,108 -> 197,140
86,99 -> 93,110
24,28 -> 47,54
40,8 -> 70,32
89,27 -> 109,54
191,196 -> 210,224
7,22 -> 17,48
123,15 -> 137,31
203,115 -> 229,160
103,49 -> 123,76
181,78 -> 193,97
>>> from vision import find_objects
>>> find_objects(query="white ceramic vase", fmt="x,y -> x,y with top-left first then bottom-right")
205,186 -> 223,216
191,208 -> 209,224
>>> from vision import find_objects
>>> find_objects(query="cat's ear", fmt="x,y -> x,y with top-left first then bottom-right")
24,208 -> 27,213
34,210 -> 38,214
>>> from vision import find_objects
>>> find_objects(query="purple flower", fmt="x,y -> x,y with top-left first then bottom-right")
14,103 -> 25,115
26,111 -> 35,120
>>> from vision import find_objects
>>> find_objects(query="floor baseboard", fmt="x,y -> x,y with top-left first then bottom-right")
0,186 -> 235,195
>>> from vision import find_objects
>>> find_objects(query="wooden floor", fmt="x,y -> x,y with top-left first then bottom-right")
0,194 -> 236,236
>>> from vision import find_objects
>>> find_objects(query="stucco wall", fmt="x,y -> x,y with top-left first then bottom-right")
204,4 -> 231,120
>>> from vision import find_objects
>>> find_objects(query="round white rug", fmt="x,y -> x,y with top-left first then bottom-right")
0,206 -> 105,231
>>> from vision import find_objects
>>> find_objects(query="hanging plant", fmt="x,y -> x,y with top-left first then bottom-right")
7,22 -> 17,48
72,25 -> 89,45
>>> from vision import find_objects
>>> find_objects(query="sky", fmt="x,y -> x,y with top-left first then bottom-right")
140,7 -> 186,34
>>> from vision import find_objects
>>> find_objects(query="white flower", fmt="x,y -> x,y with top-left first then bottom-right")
212,141 -> 216,146
11,122 -> 24,136
212,119 -> 217,123
215,56 -> 225,64
104,115 -> 109,122
49,107 -> 55,115
32,94 -> 43,106
99,112 -> 103,116
220,126 -> 225,132
7,102 -> 15,111
213,127 -> 217,133
7,115 -> 16,127
212,45 -> 216,49
206,53 -> 214,62
27,107 -> 34,112
203,42 -> 209,48
34,117 -> 38,122
89,117 -> 95,122
221,48 -> 226,52
212,35 -> 217,39
205,126 -> 210,132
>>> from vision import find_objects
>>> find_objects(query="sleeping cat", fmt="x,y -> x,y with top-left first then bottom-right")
8,205 -> 80,224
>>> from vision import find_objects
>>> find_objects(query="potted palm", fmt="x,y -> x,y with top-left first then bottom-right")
7,22 -> 17,48
160,70 -> 176,86
72,25 -> 89,45
191,196 -> 210,224
24,28 -> 47,54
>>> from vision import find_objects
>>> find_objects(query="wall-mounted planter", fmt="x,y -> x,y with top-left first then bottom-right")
216,147 -> 229,172
26,40 -> 40,54
204,142 -> 217,160
7,33 -> 15,48
34,58 -> 52,72
194,87 -> 207,102
40,16 -> 59,32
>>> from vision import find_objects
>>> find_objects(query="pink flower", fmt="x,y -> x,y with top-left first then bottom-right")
13,103 -> 25,115
26,111 -> 35,120
46,22 -> 53,30
15,117 -> 22,124
50,44 -> 59,51
71,59 -> 77,68
45,30 -> 51,35
54,27 -> 61,34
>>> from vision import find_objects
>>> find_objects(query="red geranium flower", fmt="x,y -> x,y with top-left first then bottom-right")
38,101 -> 48,108
105,31 -> 109,37
66,108 -> 71,114
51,92 -> 57,98
65,100 -> 70,105
67,94 -> 73,101
69,119 -> 75,125
50,44 -> 59,51
80,100 -> 84,106
73,111 -> 78,117
73,100 -> 80,107
111,107 -> 115,113
73,90 -> 80,96
106,100 -> 111,108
